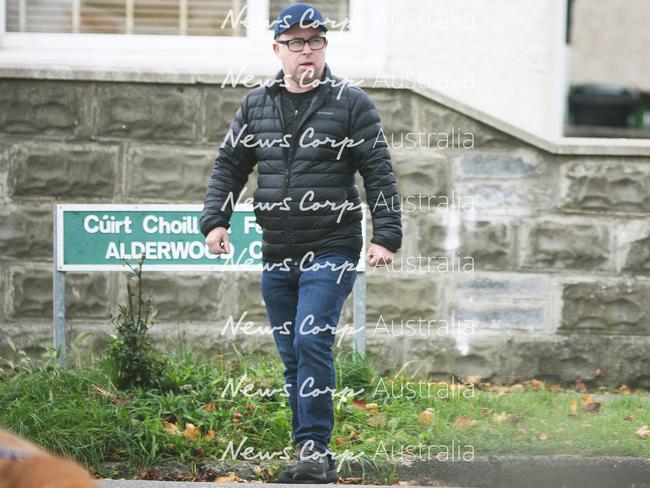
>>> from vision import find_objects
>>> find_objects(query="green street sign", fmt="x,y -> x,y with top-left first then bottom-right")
55,204 -> 262,271
55,204 -> 367,271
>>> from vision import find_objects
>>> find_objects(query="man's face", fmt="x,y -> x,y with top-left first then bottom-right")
273,24 -> 327,87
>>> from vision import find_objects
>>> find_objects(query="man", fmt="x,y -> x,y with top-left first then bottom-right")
200,2 -> 402,483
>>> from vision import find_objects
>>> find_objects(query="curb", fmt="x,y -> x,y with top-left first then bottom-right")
98,455 -> 650,487
386,454 -> 650,487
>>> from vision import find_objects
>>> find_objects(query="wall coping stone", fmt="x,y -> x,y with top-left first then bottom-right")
1,66 -> 650,157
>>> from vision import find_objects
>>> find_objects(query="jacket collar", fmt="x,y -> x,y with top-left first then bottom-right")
265,62 -> 336,98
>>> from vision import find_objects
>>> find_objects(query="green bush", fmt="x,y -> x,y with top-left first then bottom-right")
106,256 -> 166,390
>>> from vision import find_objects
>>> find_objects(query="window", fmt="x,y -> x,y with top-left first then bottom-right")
0,0 -> 386,77
6,0 -> 246,36
268,0 -> 349,32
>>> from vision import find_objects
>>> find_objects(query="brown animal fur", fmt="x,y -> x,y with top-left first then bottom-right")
0,429 -> 100,488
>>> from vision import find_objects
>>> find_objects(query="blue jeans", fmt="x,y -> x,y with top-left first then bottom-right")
260,250 -> 359,454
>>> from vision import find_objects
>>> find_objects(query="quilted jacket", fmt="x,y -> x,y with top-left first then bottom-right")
200,63 -> 402,262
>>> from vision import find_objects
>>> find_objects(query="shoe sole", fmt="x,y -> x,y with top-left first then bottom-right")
276,468 -> 339,484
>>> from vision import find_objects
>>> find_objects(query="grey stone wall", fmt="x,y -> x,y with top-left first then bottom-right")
1,77 -> 650,386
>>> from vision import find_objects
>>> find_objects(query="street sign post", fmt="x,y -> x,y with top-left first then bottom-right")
53,203 -> 367,364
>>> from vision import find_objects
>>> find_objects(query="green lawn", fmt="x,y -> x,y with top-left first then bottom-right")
1,339 -> 650,481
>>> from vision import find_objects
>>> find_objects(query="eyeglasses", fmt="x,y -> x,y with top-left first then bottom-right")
275,35 -> 327,52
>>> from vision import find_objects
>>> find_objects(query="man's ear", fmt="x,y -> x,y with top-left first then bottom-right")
272,42 -> 281,58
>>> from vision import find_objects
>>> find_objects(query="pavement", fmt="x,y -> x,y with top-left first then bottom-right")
98,483 -> 468,488
95,455 -> 650,488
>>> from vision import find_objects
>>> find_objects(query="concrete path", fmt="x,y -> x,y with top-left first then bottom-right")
98,483 -> 469,488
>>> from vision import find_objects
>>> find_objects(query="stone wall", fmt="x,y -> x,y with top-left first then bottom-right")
1,75 -> 650,386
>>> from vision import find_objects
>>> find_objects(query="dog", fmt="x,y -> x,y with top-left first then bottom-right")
0,428 -> 101,488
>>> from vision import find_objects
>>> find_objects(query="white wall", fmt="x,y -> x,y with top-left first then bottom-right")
0,0 -> 570,139
383,0 -> 568,139
570,0 -> 650,92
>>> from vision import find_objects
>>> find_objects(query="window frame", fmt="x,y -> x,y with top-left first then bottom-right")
0,0 -> 387,77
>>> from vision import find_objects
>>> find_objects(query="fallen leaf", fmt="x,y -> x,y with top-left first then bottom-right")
202,403 -> 216,412
516,428 -> 527,437
569,399 -> 578,416
365,403 -> 380,412
530,379 -> 545,390
455,416 -> 479,428
214,472 -> 243,483
163,421 -> 180,435
90,384 -> 132,406
583,401 -> 601,413
576,378 -> 588,392
203,429 -> 216,442
418,409 -> 435,425
182,422 -> 199,442
352,398 -> 367,410
538,432 -> 549,441
367,413 -> 387,427
463,375 -> 481,384
635,425 -> 650,439
619,384 -> 632,395
510,384 -> 524,392
340,477 -> 363,484
624,415 -> 635,421
493,412 -> 513,423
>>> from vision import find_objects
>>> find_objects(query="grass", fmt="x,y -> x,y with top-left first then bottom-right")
1,336 -> 650,481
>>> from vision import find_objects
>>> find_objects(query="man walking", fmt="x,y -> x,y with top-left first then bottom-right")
200,2 -> 402,483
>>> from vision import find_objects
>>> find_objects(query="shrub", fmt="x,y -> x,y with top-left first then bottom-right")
106,255 -> 166,390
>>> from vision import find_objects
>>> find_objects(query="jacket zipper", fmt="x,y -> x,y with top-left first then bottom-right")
284,108 -> 301,256
272,94 -> 294,255
272,89 -> 331,257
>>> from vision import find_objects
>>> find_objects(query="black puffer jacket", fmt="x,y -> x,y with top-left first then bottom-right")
200,63 -> 402,262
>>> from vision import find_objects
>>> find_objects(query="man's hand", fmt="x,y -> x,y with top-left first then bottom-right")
206,227 -> 231,255
366,243 -> 394,267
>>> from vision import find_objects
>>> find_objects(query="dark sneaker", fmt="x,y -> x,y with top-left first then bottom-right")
276,446 -> 338,484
